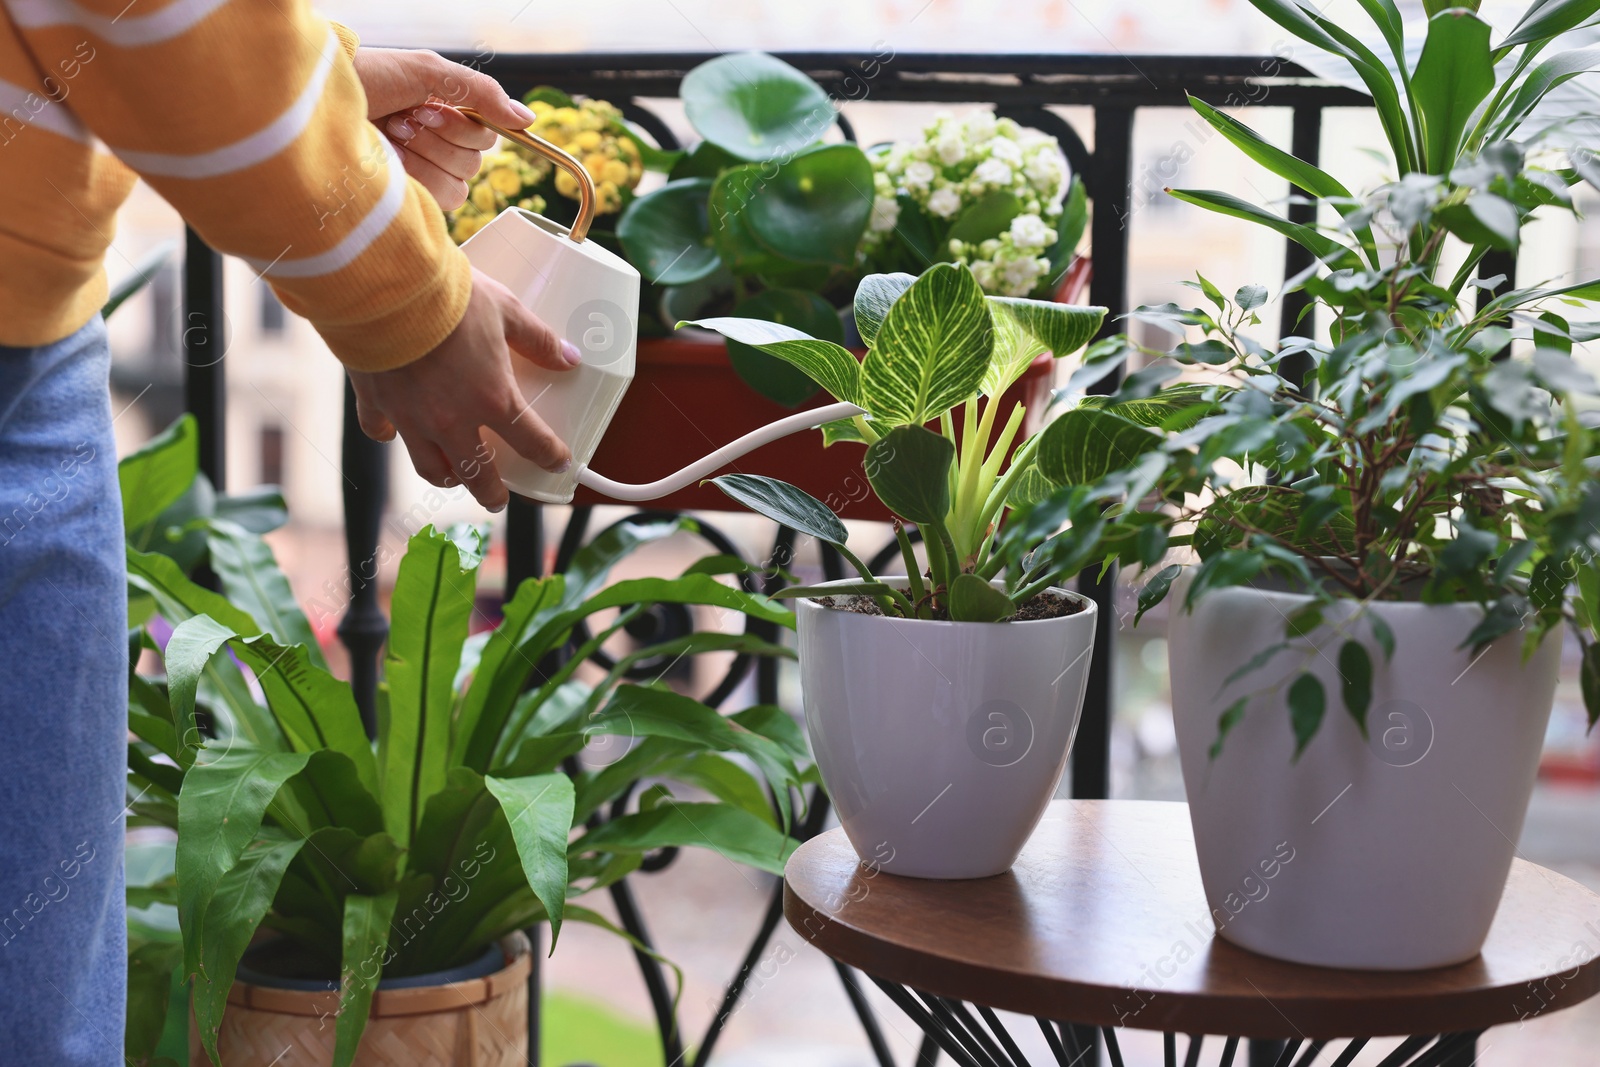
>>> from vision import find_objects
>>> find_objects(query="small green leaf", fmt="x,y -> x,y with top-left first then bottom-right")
1288,673 -> 1327,760
950,573 -> 1015,622
1582,644 -> 1600,729
1235,283 -> 1269,311
1338,641 -> 1373,740
984,297 -> 1108,396
1210,697 -> 1249,760
864,425 -> 955,525
1135,564 -> 1181,625
710,474 -> 847,546
1220,641 -> 1291,693
1286,603 -> 1324,638
1369,612 -> 1397,662
947,189 -> 1022,244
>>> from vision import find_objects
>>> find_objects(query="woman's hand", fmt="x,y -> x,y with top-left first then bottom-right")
351,48 -> 535,210
348,269 -> 582,512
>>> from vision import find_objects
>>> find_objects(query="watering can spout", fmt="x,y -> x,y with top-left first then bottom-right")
571,401 -> 866,501
459,110 -> 862,505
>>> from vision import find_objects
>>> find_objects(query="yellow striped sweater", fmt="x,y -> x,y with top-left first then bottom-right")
0,0 -> 470,371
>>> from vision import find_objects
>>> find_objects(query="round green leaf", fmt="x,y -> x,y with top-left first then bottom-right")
742,144 -> 874,267
709,166 -> 785,273
681,51 -> 835,162
617,178 -> 721,285
670,141 -> 742,181
725,289 -> 842,407
865,425 -> 955,525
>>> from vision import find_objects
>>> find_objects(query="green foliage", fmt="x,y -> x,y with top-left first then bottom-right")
1177,0 -> 1600,272
119,427 -> 807,1064
1104,0 -> 1600,756
611,52 -> 871,402
697,263 -> 1111,620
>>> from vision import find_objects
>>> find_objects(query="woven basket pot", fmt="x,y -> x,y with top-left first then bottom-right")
191,934 -> 530,1066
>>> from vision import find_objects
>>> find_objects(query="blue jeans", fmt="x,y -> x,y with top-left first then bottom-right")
0,317 -> 126,1066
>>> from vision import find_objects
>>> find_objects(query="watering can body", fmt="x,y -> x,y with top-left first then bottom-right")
461,206 -> 639,504
455,109 -> 855,506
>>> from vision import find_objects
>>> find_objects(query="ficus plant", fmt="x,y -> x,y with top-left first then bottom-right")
1078,0 -> 1600,757
681,262 -> 1149,622
119,421 -> 809,1066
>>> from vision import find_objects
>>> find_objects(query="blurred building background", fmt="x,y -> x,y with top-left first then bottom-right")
102,1 -> 1600,1062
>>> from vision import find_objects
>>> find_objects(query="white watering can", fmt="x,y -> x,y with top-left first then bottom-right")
459,110 -> 863,504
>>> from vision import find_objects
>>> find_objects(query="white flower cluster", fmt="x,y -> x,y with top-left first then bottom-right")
863,111 -> 1071,297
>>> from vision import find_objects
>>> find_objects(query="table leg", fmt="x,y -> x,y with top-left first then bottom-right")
865,979 -> 1487,1067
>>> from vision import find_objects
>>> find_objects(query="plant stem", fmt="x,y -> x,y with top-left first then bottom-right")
976,433 -> 1041,539
971,402 -> 1026,547
894,519 -> 925,604
1011,572 -> 1059,606
923,515 -> 954,607
852,415 -> 881,445
956,397 -> 1001,552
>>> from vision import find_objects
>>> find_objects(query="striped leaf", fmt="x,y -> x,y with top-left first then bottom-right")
681,316 -> 861,404
860,263 -> 994,425
1037,407 -> 1164,486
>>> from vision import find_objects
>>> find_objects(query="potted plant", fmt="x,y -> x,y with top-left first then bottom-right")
1095,0 -> 1600,969
120,422 -> 809,1064
676,262 -> 1125,878
449,55 -> 1087,515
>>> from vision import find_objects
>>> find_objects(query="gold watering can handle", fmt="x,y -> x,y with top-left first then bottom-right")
460,107 -> 595,243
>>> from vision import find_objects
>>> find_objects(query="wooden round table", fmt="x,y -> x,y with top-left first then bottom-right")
783,800 -> 1600,1067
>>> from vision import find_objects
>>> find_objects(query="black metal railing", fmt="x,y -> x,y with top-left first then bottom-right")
176,51 -> 1384,1067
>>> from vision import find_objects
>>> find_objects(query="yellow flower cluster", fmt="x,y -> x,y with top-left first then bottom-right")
447,148 -> 549,244
526,98 -> 643,216
446,96 -> 646,245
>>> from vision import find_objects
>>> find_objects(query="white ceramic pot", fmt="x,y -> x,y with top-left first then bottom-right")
795,578 -> 1097,879
1169,578 -> 1559,969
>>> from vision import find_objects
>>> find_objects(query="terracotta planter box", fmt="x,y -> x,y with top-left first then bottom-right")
192,935 -> 530,1066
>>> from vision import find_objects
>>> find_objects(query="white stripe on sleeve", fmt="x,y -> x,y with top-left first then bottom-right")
110,26 -> 339,179
243,134 -> 407,280
3,0 -> 232,48
0,76 -> 88,141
